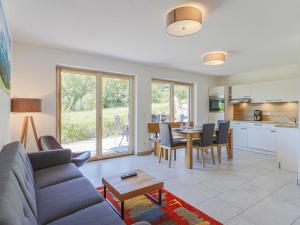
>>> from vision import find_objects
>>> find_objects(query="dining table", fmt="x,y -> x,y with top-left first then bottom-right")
173,127 -> 233,169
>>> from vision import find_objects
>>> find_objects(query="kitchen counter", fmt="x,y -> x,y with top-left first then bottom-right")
230,120 -> 298,128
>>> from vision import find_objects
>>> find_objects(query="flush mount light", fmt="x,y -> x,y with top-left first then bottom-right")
202,52 -> 226,65
166,6 -> 202,37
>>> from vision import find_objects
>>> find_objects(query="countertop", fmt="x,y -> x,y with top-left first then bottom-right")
230,120 -> 298,128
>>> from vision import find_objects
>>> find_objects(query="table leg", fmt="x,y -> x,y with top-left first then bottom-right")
104,186 -> 107,198
154,141 -> 160,156
145,189 -> 162,205
121,201 -> 124,219
164,148 -> 168,160
186,133 -> 193,169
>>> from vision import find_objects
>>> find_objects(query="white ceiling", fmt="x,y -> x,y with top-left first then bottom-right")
5,0 -> 300,76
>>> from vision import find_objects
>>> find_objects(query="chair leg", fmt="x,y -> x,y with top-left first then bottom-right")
201,149 -> 205,168
169,149 -> 172,168
197,148 -> 200,160
217,145 -> 221,164
225,144 -> 230,161
159,147 -> 162,163
211,147 -> 215,165
174,149 -> 176,161
119,135 -> 125,146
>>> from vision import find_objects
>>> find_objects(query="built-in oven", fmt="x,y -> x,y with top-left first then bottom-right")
209,95 -> 225,112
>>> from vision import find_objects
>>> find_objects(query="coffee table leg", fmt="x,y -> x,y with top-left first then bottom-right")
104,186 -> 107,198
158,189 -> 162,205
145,189 -> 162,205
121,201 -> 124,219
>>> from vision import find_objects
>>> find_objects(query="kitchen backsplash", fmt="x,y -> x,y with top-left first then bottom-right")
232,102 -> 298,123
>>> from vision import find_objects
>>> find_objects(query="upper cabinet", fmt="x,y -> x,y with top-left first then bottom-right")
230,78 -> 299,103
231,84 -> 250,99
272,78 -> 298,102
250,82 -> 273,103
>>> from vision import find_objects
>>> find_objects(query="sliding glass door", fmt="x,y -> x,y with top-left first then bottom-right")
57,67 -> 134,160
101,76 -> 132,157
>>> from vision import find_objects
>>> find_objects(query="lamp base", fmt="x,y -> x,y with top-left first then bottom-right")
21,116 -> 39,150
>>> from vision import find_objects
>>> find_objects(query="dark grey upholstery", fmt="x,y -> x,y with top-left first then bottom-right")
28,149 -> 72,171
215,122 -> 230,144
0,142 -> 150,225
38,135 -> 91,167
34,163 -> 83,189
159,123 -> 186,147
193,123 -> 215,147
36,177 -> 104,225
47,202 -> 124,225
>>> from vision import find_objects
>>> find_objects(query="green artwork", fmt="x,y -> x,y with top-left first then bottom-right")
0,1 -> 11,94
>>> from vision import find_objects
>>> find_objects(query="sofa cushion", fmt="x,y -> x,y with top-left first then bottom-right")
0,142 -> 37,218
0,169 -> 38,225
47,201 -> 125,225
36,177 -> 104,225
34,163 -> 83,189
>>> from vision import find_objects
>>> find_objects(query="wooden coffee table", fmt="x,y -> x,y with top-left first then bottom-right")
102,169 -> 164,219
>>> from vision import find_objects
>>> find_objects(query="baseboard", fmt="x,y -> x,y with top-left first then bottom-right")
137,150 -> 153,156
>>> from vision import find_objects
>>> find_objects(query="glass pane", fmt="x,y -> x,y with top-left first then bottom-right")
60,72 -> 97,157
174,84 -> 190,122
151,82 -> 171,122
102,77 -> 130,156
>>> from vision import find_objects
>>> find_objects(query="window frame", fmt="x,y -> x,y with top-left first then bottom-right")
151,79 -> 194,122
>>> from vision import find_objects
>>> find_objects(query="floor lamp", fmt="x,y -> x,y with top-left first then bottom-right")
11,98 -> 42,150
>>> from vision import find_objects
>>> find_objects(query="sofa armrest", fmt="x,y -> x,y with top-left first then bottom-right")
28,149 -> 72,171
132,222 -> 151,225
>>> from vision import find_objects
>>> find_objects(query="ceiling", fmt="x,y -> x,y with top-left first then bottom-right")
5,0 -> 300,76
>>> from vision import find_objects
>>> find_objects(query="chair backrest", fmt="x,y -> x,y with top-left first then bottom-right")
216,122 -> 230,144
38,136 -> 63,151
159,123 -> 173,147
201,123 -> 215,147
114,115 -> 122,132
218,120 -> 230,127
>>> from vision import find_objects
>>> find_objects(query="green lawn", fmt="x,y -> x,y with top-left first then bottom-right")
61,103 -> 168,143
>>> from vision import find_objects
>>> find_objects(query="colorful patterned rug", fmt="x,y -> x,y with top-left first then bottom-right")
97,187 -> 222,225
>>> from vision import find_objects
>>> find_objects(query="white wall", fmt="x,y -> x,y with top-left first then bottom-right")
0,1 -> 11,150
0,89 -> 10,149
11,42 -> 219,153
219,64 -> 298,86
298,36 -> 300,184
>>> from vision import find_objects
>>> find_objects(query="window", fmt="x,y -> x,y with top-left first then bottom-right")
151,79 -> 193,122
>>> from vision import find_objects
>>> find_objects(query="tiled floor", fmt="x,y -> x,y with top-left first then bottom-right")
80,149 -> 300,225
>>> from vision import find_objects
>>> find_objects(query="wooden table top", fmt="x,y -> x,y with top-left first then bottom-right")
102,169 -> 163,201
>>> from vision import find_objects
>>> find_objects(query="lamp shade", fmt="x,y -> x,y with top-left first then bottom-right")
166,6 -> 202,36
202,52 -> 226,65
11,98 -> 42,113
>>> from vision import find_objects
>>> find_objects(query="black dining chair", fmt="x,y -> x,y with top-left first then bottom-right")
159,123 -> 186,168
214,122 -> 230,163
218,120 -> 230,127
192,123 -> 215,168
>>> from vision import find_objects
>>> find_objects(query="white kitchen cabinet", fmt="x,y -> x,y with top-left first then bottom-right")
276,127 -> 299,172
209,86 -> 225,96
231,124 -> 248,147
272,78 -> 299,102
250,82 -> 273,103
248,125 -> 277,152
231,84 -> 251,99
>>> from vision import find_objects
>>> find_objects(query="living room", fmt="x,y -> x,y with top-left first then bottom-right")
1,1 -> 300,225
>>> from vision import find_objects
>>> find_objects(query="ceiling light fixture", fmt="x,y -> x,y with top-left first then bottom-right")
202,52 -> 226,65
166,6 -> 202,37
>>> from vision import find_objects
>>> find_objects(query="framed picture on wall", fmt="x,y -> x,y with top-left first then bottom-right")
0,0 -> 11,95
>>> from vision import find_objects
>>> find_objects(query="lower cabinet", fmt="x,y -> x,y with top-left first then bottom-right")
276,127 -> 299,172
248,127 -> 276,152
232,126 -> 248,148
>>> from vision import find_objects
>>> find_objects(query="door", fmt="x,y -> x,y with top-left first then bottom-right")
100,75 -> 133,158
232,125 -> 248,147
248,127 -> 276,152
57,67 -> 134,160
59,70 -> 98,158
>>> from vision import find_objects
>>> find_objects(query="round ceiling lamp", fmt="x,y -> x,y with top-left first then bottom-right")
202,52 -> 226,65
166,6 -> 202,37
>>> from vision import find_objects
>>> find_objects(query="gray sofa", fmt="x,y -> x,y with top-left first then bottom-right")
0,142 -> 149,225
